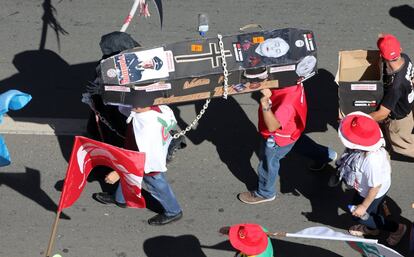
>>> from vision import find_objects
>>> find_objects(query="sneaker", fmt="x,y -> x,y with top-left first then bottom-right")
148,211 -> 183,226
92,192 -> 127,208
238,191 -> 275,204
349,224 -> 380,237
386,223 -> 407,246
309,151 -> 338,171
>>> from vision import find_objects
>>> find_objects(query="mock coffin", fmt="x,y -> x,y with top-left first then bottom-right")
99,28 -> 318,107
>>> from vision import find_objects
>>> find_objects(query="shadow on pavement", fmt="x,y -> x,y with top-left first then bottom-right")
303,69 -> 339,133
0,167 -> 70,219
272,238 -> 343,257
144,234 -> 208,257
172,96 -> 261,191
279,152 -> 353,230
389,5 -> 414,30
0,50 -> 95,119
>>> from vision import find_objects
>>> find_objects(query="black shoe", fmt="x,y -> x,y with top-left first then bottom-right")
92,192 -> 127,208
309,162 -> 327,171
148,211 -> 183,226
327,173 -> 341,187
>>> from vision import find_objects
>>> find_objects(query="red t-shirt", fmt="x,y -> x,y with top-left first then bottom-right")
258,84 -> 307,146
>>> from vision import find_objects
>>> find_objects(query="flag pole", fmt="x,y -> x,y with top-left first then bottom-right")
266,231 -> 287,238
45,210 -> 61,257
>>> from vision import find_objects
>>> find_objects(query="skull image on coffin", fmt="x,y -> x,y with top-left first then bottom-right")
99,28 -> 318,107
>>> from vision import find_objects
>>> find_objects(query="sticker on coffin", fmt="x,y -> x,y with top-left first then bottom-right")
255,37 -> 290,58
232,83 -> 247,92
296,55 -> 317,77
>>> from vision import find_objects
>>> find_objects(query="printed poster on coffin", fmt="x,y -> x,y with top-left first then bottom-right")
111,47 -> 170,85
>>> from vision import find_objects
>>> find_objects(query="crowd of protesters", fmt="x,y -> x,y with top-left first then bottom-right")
87,31 -> 413,255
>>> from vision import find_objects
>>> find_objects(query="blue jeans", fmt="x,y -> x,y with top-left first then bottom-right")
255,138 -> 295,199
352,193 -> 398,232
293,134 -> 337,163
115,172 -> 182,216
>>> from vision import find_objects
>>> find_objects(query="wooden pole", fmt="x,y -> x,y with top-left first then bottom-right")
266,231 -> 287,238
45,210 -> 61,257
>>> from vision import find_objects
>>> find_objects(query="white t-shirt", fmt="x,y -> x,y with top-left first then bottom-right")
356,148 -> 391,198
119,105 -> 176,173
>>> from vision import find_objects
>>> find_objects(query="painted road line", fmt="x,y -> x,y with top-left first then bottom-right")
0,116 -> 87,136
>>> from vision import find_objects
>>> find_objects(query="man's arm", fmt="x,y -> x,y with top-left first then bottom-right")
260,89 -> 281,132
352,185 -> 381,218
369,105 -> 391,121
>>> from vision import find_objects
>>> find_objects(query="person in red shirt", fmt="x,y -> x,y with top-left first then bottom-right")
238,84 -> 307,203
238,82 -> 337,203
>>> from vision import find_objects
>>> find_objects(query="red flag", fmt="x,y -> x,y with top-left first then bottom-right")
58,136 -> 146,211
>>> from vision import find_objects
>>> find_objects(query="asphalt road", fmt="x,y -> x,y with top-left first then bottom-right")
0,0 -> 413,256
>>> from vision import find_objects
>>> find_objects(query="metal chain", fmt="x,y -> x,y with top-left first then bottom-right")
94,109 -> 126,139
172,98 -> 211,139
172,34 -> 230,138
82,93 -> 126,139
217,34 -> 229,99
87,34 -> 230,140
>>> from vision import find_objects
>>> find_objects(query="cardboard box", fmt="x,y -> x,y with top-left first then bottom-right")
336,50 -> 384,115
99,28 -> 318,107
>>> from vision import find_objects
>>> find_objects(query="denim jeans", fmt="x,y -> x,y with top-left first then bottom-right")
352,193 -> 399,232
115,172 -> 182,216
293,134 -> 337,163
255,138 -> 295,199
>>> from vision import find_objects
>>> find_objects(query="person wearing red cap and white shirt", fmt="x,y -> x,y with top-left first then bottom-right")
337,111 -> 406,245
370,33 -> 414,158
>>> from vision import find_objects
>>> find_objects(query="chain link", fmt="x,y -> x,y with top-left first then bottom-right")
172,98 -> 211,139
82,93 -> 126,139
172,34 -> 230,138
217,34 -> 229,99
95,110 -> 126,139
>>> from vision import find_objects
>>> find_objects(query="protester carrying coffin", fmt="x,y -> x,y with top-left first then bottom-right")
93,104 -> 183,226
337,111 -> 406,245
86,31 -> 185,160
237,81 -> 336,204
369,34 -> 414,158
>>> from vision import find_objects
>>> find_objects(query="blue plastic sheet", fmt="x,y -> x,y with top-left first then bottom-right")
0,90 -> 32,167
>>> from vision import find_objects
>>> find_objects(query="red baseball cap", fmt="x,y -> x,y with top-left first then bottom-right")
338,111 -> 385,151
229,224 -> 268,255
377,34 -> 401,61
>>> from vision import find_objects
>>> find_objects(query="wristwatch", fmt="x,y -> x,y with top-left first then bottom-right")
262,106 -> 272,112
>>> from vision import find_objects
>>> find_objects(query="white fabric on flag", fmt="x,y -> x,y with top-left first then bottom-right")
286,226 -> 377,243
286,226 -> 403,257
